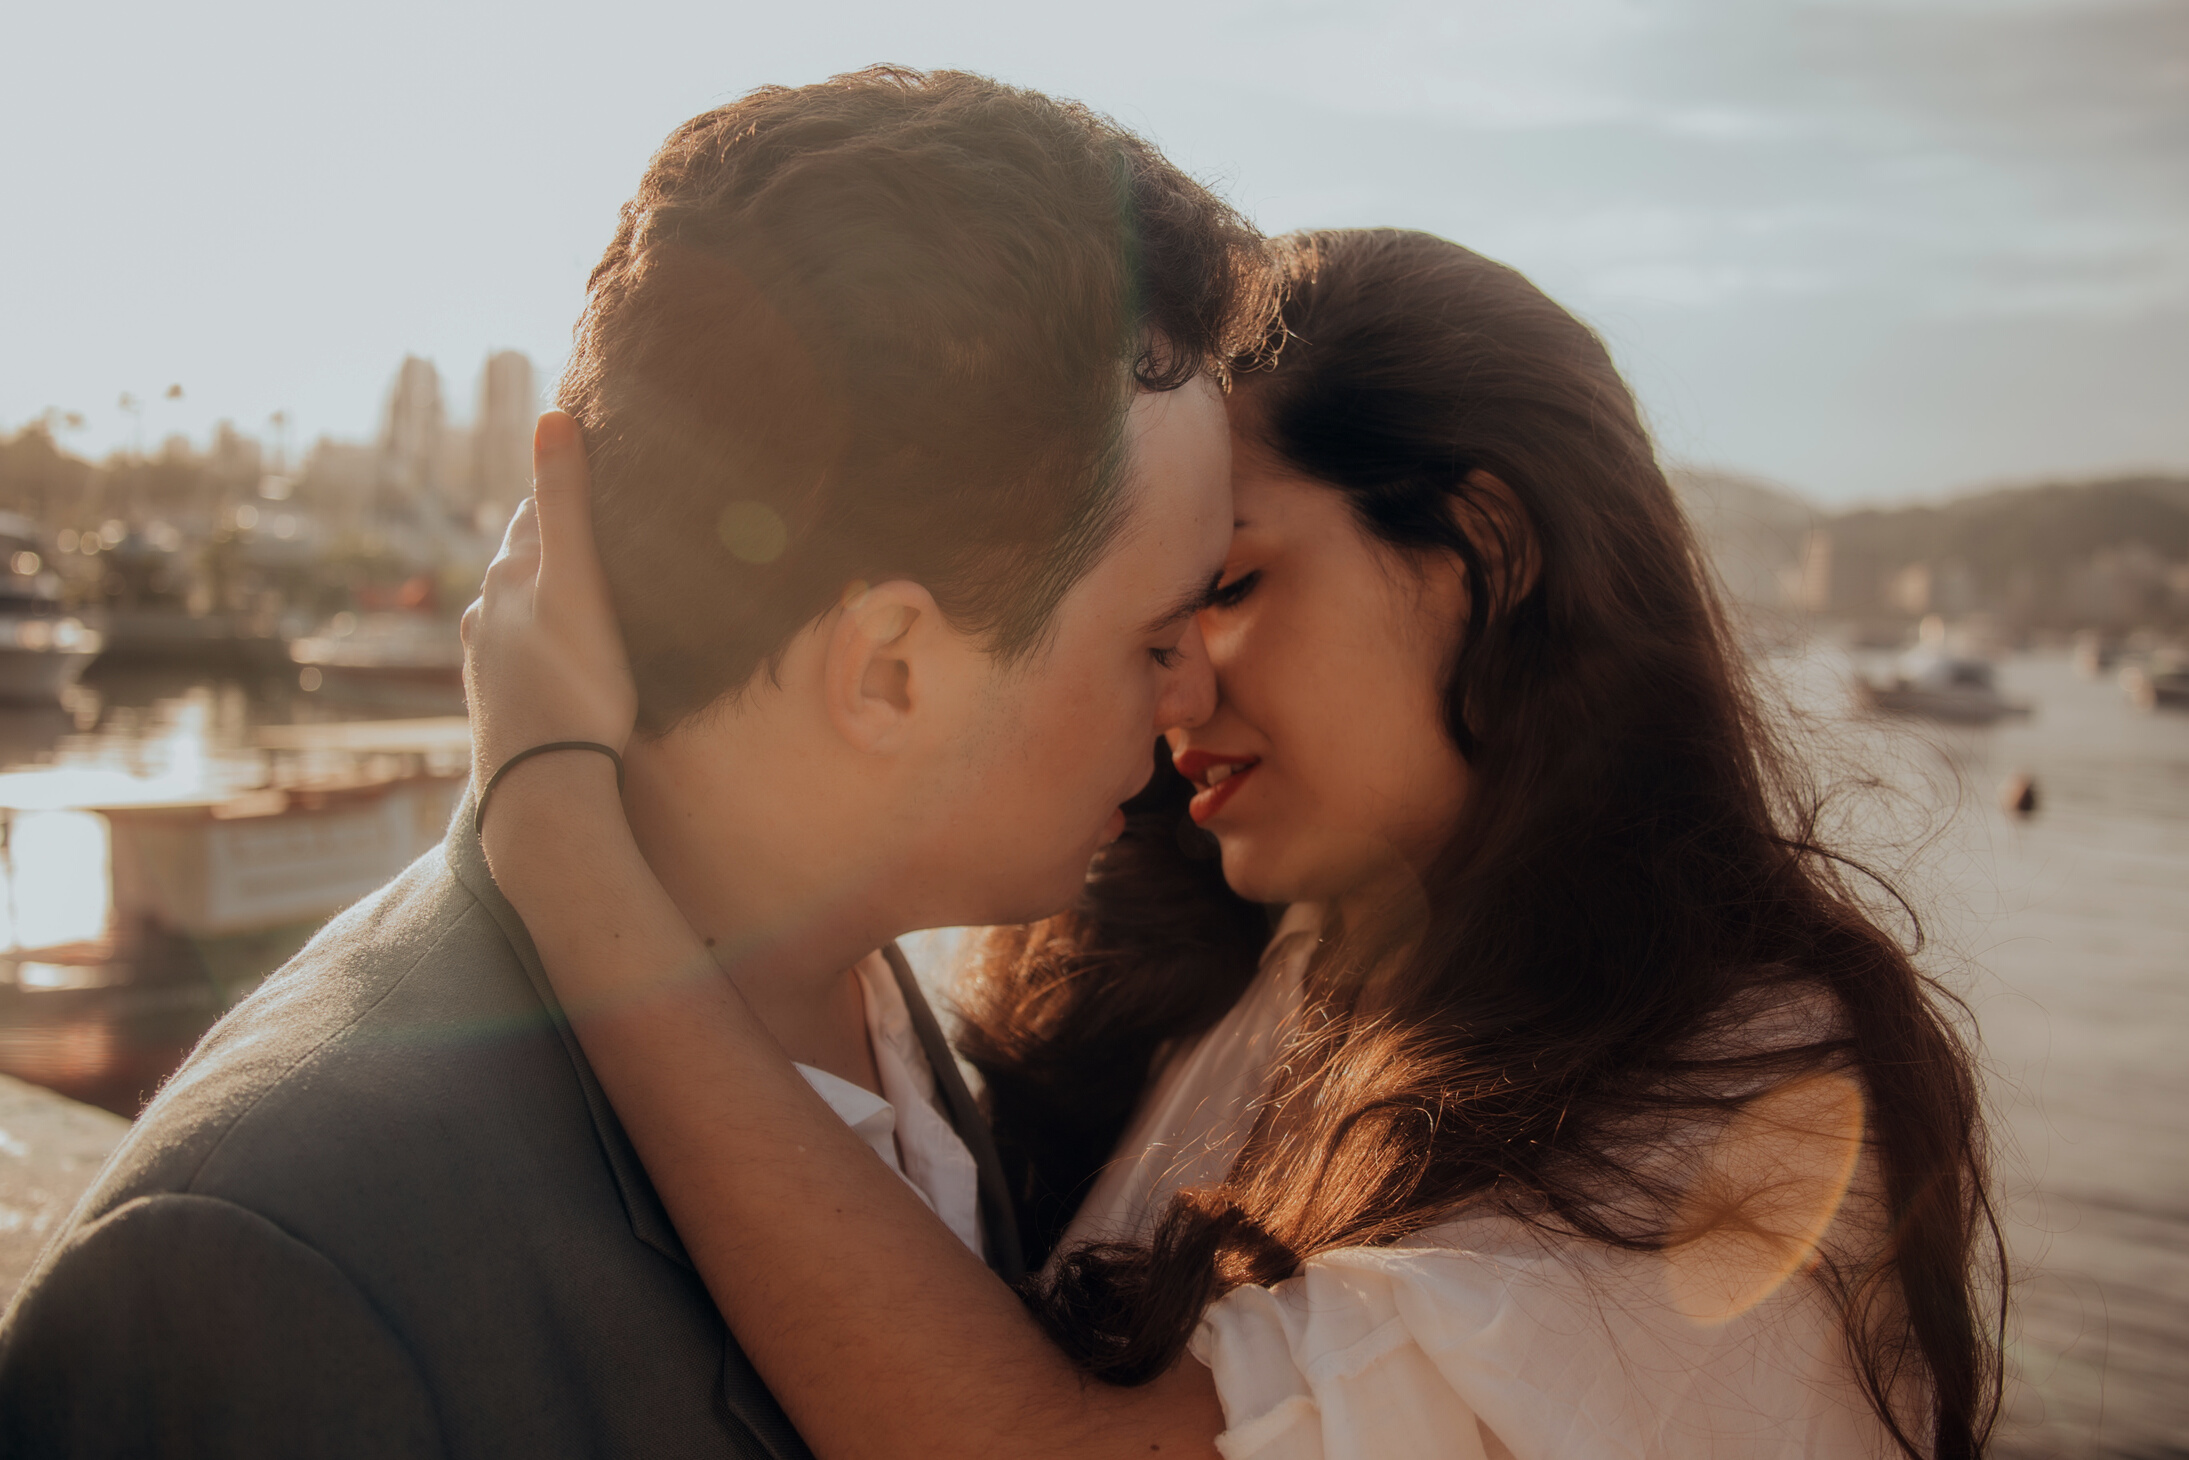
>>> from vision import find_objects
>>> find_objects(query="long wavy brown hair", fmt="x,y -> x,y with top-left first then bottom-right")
956,230 -> 2003,1458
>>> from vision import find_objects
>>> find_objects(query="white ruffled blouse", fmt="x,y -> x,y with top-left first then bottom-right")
1063,907 -> 1891,1460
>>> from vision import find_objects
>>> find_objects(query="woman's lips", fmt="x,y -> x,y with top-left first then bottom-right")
1174,749 -> 1261,825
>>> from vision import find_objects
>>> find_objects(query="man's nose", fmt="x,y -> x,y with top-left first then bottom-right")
1155,617 -> 1216,733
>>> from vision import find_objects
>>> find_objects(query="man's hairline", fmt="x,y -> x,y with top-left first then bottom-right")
973,365 -> 1225,683
637,370 -> 1216,738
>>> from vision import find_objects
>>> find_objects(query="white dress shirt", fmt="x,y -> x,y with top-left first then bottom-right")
793,951 -> 985,1259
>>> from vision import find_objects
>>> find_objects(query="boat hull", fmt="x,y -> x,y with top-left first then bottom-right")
102,777 -> 466,939
2123,667 -> 2189,711
1862,684 -> 2031,725
0,773 -> 467,1113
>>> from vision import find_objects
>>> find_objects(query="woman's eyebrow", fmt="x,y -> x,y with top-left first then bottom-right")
1139,569 -> 1225,637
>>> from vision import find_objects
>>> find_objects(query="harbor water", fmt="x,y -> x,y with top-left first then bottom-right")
0,650 -> 2181,1455
1875,655 -> 2187,1459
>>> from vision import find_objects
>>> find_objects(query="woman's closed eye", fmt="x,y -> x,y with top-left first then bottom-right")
1148,643 -> 1185,670
1207,570 -> 1260,611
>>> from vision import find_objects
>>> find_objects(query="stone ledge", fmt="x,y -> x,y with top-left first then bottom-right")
0,1073 -> 130,1307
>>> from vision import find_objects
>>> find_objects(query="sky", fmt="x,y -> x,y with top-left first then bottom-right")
3,0 -> 2182,506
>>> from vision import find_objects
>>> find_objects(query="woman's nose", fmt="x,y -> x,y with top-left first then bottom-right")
1155,617 -> 1217,733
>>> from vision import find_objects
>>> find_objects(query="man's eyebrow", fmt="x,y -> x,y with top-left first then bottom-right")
1140,569 -> 1225,637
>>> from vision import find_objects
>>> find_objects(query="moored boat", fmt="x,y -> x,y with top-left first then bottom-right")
289,611 -> 464,712
289,611 -> 462,686
0,514 -> 102,705
2122,652 -> 2189,711
1861,647 -> 2031,725
0,718 -> 469,1112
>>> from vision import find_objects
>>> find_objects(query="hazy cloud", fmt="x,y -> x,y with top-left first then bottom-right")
2,0 -> 2180,500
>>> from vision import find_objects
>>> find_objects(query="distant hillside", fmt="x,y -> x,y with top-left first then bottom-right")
1827,476 -> 2189,573
1668,467 -> 1815,614
1667,467 -> 2189,635
1816,474 -> 2189,631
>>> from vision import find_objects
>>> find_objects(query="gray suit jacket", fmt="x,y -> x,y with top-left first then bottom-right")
0,791 -> 1022,1458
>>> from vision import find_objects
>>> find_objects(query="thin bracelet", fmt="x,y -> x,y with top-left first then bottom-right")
474,741 -> 625,838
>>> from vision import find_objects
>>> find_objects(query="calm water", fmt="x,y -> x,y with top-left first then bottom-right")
5,653 -> 2183,1453
1766,648 -> 2188,1459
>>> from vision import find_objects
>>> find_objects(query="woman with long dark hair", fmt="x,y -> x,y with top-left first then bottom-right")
466,229 -> 2000,1457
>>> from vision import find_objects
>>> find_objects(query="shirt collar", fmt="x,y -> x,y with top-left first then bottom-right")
793,953 -> 985,1259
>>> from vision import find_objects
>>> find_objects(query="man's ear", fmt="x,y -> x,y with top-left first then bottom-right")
1453,470 -> 1542,615
821,579 -> 934,753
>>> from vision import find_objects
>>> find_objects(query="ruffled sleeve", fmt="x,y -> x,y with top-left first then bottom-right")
1188,1217 -> 1884,1460
1189,1248 -> 1504,1460
1188,1071 -> 1883,1460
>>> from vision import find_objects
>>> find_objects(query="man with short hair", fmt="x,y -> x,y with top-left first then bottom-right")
0,67 -> 1268,1458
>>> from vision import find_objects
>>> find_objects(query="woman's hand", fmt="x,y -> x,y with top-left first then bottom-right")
462,411 -> 638,793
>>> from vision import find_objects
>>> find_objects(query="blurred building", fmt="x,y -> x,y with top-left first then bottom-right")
205,421 -> 262,498
297,438 -> 377,521
470,350 -> 535,527
378,356 -> 446,513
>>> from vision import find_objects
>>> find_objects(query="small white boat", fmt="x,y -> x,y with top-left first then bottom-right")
0,722 -> 470,1112
1862,648 -> 2030,725
97,773 -> 465,944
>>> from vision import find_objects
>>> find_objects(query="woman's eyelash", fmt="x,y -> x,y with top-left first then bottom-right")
1208,571 -> 1260,608
1151,571 -> 1259,665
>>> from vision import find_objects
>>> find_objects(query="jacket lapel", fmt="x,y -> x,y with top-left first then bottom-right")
443,789 -> 695,1273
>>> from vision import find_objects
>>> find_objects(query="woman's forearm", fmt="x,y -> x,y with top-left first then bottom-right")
478,761 -> 1223,1460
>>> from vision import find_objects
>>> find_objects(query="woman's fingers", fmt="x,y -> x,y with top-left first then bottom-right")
462,409 -> 639,755
488,498 -> 541,574
506,495 -> 542,552
480,498 -> 542,615
492,494 -> 535,560
530,411 -> 611,610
